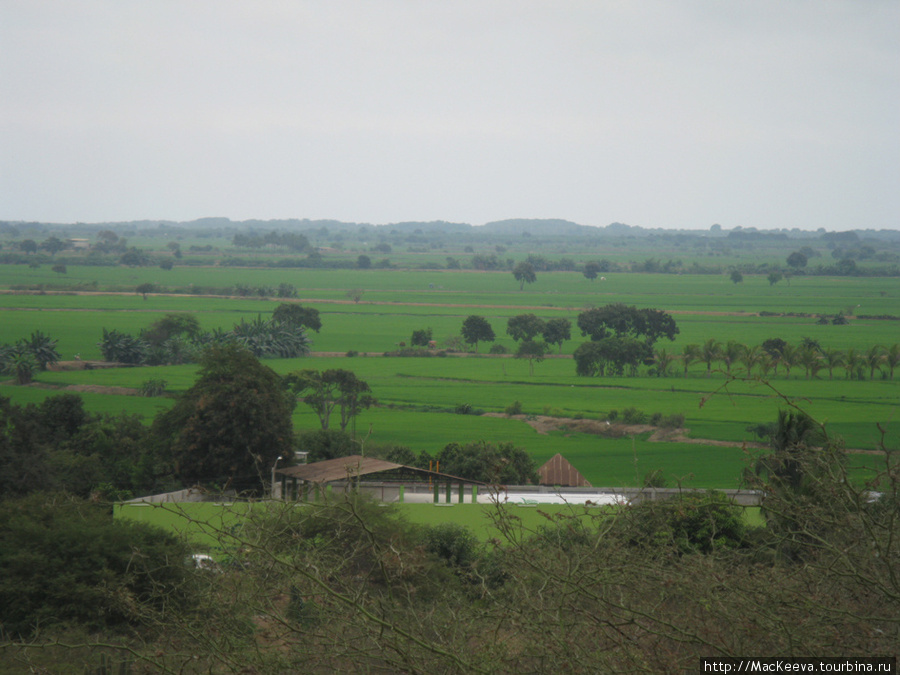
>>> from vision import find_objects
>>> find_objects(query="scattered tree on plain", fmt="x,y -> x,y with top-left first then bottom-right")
512,261 -> 537,290
515,339 -> 551,375
286,368 -> 374,433
273,303 -> 322,333
542,317 -> 571,353
506,314 -> 545,342
460,315 -> 495,352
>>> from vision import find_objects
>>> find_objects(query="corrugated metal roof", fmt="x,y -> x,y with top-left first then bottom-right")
538,453 -> 592,487
276,454 -> 485,485
277,455 -> 402,483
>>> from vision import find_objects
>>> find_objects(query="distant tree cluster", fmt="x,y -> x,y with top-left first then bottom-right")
232,230 -> 310,252
670,338 -> 900,381
574,304 -> 679,377
0,330 -> 60,384
98,308 -> 315,365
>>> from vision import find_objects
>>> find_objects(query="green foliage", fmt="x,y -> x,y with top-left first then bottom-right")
643,468 -> 668,487
460,315 -> 495,352
622,406 -> 646,424
98,328 -> 147,364
614,490 -> 748,554
286,368 -> 374,432
423,522 -> 479,569
296,428 -> 356,463
512,261 -> 537,290
154,345 -> 294,493
505,400 -> 523,416
0,493 -> 192,637
272,303 -> 322,333
435,440 -> 539,484
515,339 -> 550,374
410,327 -> 433,347
573,336 -> 651,377
139,379 -> 167,397
506,313 -> 545,342
542,317 -> 571,353
577,303 -> 679,344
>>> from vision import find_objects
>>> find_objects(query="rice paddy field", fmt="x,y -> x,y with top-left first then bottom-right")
2,264 -> 898,490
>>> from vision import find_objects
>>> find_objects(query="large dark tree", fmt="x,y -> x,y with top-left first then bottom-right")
273,303 -> 322,333
153,345 -> 294,492
506,314 -> 545,342
573,337 -> 652,377
542,317 -> 572,353
436,441 -> 538,484
577,303 -> 678,344
460,315 -> 495,352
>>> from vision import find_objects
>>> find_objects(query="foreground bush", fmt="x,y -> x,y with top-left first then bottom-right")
0,493 -> 193,637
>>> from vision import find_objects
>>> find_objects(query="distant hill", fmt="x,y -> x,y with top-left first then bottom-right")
481,218 -> 594,236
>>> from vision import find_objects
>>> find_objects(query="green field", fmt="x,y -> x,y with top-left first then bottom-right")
2,263 -> 898,490
114,498 -> 766,552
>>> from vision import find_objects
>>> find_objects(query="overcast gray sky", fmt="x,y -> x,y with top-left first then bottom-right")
2,1 -> 898,230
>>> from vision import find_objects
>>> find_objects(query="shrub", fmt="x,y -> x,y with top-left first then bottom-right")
424,523 -> 479,569
139,378 -> 167,397
455,403 -> 473,415
613,490 -> 747,554
622,407 -> 646,424
660,413 -> 685,428
607,409 -> 619,421
505,401 -> 523,416
0,493 -> 193,637
488,343 -> 508,354
643,469 -> 667,488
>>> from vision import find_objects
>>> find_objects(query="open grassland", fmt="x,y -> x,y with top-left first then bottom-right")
3,266 -> 898,489
114,499 -> 767,549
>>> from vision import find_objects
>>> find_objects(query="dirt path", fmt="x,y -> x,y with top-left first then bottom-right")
482,413 -> 881,454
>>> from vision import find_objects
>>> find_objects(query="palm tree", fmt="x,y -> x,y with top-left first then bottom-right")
798,347 -> 823,380
26,330 -> 60,371
722,340 -> 746,375
757,353 -> 775,378
843,348 -> 862,380
681,344 -> 701,376
885,344 -> 900,380
700,338 -> 723,376
820,348 -> 845,380
757,409 -> 826,493
864,345 -> 885,380
779,343 -> 799,379
653,347 -> 677,377
0,347 -> 36,385
740,345 -> 763,375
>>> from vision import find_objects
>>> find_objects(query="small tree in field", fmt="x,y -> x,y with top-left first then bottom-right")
52,264 -> 67,275
583,261 -> 601,281
512,262 -> 537,290
410,328 -> 433,347
286,369 -> 374,433
516,339 -> 550,375
542,317 -> 571,354
729,270 -> 743,284
135,282 -> 157,300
